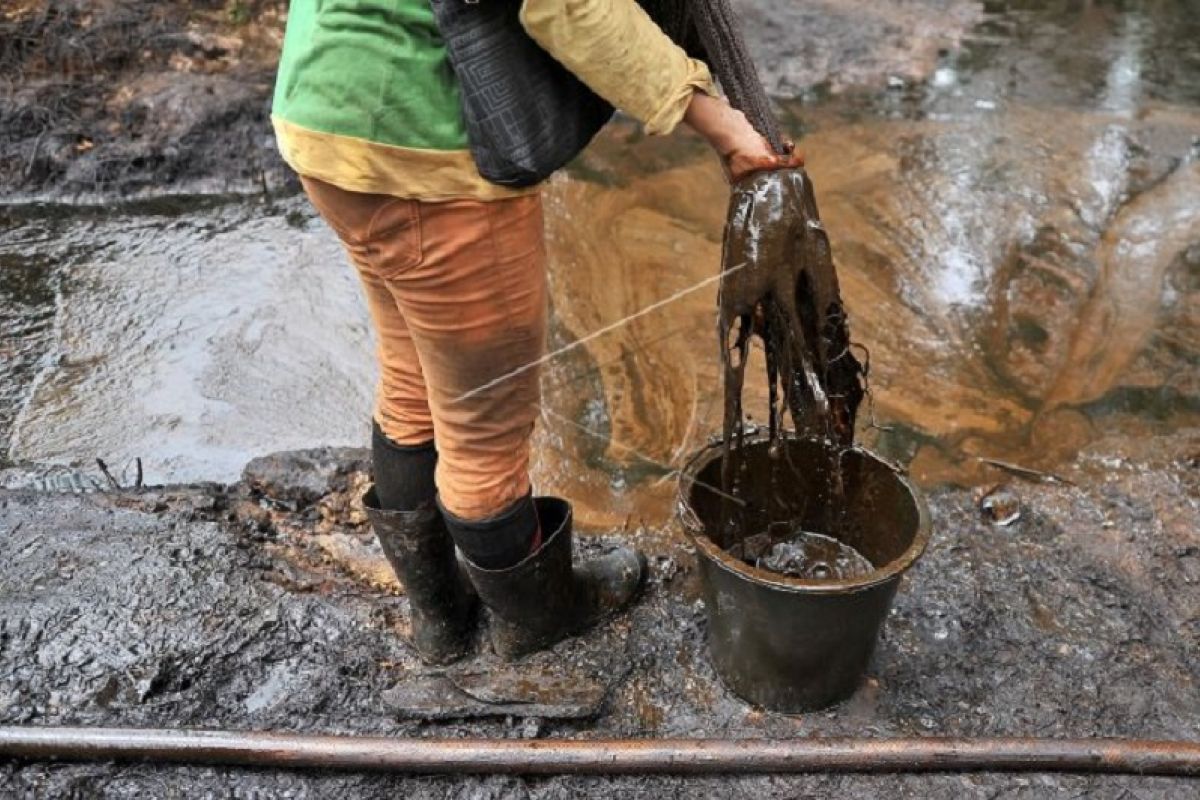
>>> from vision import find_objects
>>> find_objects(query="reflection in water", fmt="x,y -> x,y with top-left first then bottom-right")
1,1 -> 1197,533
533,98 -> 1198,527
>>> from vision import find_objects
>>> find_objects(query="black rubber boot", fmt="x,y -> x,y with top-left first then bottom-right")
362,487 -> 477,665
440,493 -> 540,570
457,497 -> 646,661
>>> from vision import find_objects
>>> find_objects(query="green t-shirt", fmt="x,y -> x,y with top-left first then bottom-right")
272,0 -> 469,152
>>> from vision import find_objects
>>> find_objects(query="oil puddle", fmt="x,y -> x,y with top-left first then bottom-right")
736,529 -> 874,581
535,0 -> 1200,526
1,1 -> 1197,535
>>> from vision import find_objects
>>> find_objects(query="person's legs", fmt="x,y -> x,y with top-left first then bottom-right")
352,262 -> 439,511
378,194 -> 645,660
377,195 -> 545,569
301,176 -> 441,508
304,177 -> 643,662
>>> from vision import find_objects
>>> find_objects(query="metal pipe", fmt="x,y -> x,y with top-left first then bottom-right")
2,727 -> 1199,776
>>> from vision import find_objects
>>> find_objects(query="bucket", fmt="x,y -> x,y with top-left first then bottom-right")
678,434 -> 931,713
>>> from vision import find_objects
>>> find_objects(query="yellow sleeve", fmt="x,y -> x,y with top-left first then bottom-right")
519,0 -> 718,135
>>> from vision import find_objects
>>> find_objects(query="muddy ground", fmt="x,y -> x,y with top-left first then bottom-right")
0,0 -> 981,199
1,430 -> 1197,797
2,0 -> 1198,796
0,0 -> 290,200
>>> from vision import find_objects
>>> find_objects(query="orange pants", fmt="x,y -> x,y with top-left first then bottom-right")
302,177 -> 547,520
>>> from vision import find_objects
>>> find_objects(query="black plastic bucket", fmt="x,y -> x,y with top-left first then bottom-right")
678,434 -> 931,713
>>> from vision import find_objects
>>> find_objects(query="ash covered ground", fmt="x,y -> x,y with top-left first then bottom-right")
1,431 -> 1197,798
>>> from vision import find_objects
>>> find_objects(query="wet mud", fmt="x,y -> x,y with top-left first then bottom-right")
0,0 -> 293,200
0,199 -> 375,481
1,1 -> 1198,792
1,432 -> 1198,796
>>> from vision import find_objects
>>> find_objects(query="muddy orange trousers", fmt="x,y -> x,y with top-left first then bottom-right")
302,177 -> 547,520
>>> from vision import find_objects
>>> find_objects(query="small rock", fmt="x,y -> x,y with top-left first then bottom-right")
655,556 -> 678,582
242,447 -> 370,507
980,484 -> 1021,526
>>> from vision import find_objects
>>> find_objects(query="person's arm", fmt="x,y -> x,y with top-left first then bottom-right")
520,0 -> 711,135
682,90 -> 803,181
519,0 -> 801,181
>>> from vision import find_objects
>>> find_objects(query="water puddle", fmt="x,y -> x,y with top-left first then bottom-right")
0,199 -> 375,482
1,1 -> 1196,533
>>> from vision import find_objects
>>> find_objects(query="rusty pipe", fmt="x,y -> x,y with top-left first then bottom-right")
2,727 -> 1199,776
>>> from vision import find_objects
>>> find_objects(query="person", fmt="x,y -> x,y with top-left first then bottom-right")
271,0 -> 801,665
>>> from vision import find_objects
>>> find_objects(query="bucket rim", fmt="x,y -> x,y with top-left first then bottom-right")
676,432 -> 932,595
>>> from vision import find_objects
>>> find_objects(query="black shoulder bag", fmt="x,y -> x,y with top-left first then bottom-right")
428,0 -> 616,188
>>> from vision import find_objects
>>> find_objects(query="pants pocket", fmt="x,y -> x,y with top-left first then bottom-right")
364,199 -> 423,278
301,176 -> 423,276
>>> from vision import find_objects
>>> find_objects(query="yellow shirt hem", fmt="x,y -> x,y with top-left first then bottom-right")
272,117 -> 537,202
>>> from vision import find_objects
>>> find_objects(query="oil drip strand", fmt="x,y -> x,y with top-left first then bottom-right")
607,0 -> 870,552
640,0 -> 868,551
715,170 -> 866,550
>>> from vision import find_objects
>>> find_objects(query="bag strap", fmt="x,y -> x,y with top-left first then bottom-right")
689,0 -> 784,153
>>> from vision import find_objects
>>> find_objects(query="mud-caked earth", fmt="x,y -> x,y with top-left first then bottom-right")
2,0 -> 1198,796
1,430 -> 1197,798
1,0 -> 291,200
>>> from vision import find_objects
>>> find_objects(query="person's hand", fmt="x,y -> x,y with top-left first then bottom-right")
723,136 -> 804,183
683,90 -> 803,182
